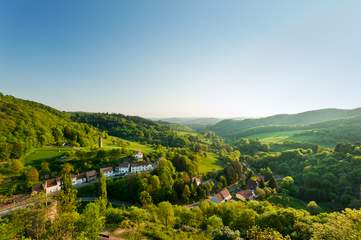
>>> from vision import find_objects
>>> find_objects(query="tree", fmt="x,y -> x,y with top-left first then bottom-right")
157,201 -> 174,228
58,173 -> 77,213
307,201 -> 320,215
247,226 -> 290,240
62,163 -> 73,174
182,185 -> 191,203
77,201 -> 105,240
140,191 -> 152,207
280,176 -> 297,195
234,209 -> 257,233
255,188 -> 266,200
206,215 -> 223,235
98,169 -> 108,212
40,162 -> 50,176
25,167 -> 39,187
11,160 -> 24,174
312,209 -> 361,240
50,211 -> 80,240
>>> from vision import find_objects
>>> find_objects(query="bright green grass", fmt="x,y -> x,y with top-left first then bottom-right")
24,147 -> 72,163
247,130 -> 306,144
103,138 -> 153,153
176,130 -> 198,136
198,152 -> 224,174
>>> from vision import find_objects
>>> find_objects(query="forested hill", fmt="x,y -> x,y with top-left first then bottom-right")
157,117 -> 223,130
0,94 -> 99,160
210,108 -> 361,137
70,112 -> 207,147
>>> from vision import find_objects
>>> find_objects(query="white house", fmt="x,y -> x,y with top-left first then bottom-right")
44,178 -> 61,194
133,151 -> 143,160
71,173 -> 87,185
100,167 -> 114,177
130,162 -> 154,173
114,163 -> 130,175
192,177 -> 202,186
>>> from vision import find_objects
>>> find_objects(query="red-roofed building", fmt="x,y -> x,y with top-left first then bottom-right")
236,189 -> 256,201
44,178 -> 61,194
210,188 -> 232,203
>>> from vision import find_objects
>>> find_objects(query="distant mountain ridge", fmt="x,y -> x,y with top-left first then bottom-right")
210,108 -> 361,137
156,117 -> 224,131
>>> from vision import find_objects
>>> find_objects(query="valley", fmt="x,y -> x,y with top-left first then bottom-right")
2,93 -> 361,239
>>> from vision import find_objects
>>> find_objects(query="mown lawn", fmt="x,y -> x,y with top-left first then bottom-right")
198,152 -> 224,174
103,138 -> 153,154
24,147 -> 72,163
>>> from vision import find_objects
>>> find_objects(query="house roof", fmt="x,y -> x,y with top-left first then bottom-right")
75,173 -> 86,180
211,188 -> 232,203
85,170 -> 97,177
32,183 -> 43,193
131,162 -> 152,167
219,188 -> 231,200
117,163 -> 130,168
45,178 -> 59,188
236,190 -> 254,200
100,167 -> 113,172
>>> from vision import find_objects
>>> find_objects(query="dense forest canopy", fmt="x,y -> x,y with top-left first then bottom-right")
0,95 -> 99,160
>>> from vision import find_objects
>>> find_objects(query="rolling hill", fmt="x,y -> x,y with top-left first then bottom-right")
209,108 -> 361,146
0,94 -> 100,160
156,117 -> 223,131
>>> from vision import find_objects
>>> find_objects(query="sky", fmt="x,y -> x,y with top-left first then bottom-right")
1,0 -> 361,118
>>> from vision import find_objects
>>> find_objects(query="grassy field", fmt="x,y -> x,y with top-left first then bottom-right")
247,130 -> 306,144
24,147 -> 72,163
198,152 -> 224,174
103,138 -> 153,153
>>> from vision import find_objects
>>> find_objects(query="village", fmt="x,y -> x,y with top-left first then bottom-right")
42,151 -> 157,194
209,175 -> 264,204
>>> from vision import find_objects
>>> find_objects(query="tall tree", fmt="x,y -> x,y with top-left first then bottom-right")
58,173 -> 77,213
98,169 -> 107,212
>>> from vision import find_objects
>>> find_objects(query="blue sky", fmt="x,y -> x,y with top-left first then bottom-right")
1,0 -> 361,118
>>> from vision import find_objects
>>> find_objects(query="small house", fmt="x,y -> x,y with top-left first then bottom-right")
130,162 -> 154,173
100,167 -> 114,177
85,170 -> 97,182
192,177 -> 202,186
114,163 -> 130,175
210,188 -> 232,203
236,190 -> 256,201
71,173 -> 87,185
44,178 -> 61,194
133,151 -> 143,160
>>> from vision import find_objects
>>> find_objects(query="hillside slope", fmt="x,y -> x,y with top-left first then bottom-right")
71,112 -> 203,148
211,108 -> 361,137
158,117 -> 223,130
0,94 -> 99,160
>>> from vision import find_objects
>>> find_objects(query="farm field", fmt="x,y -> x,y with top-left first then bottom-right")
197,152 -> 224,173
246,130 -> 306,144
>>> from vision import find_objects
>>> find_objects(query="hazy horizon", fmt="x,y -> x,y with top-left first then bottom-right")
2,1 -> 361,118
